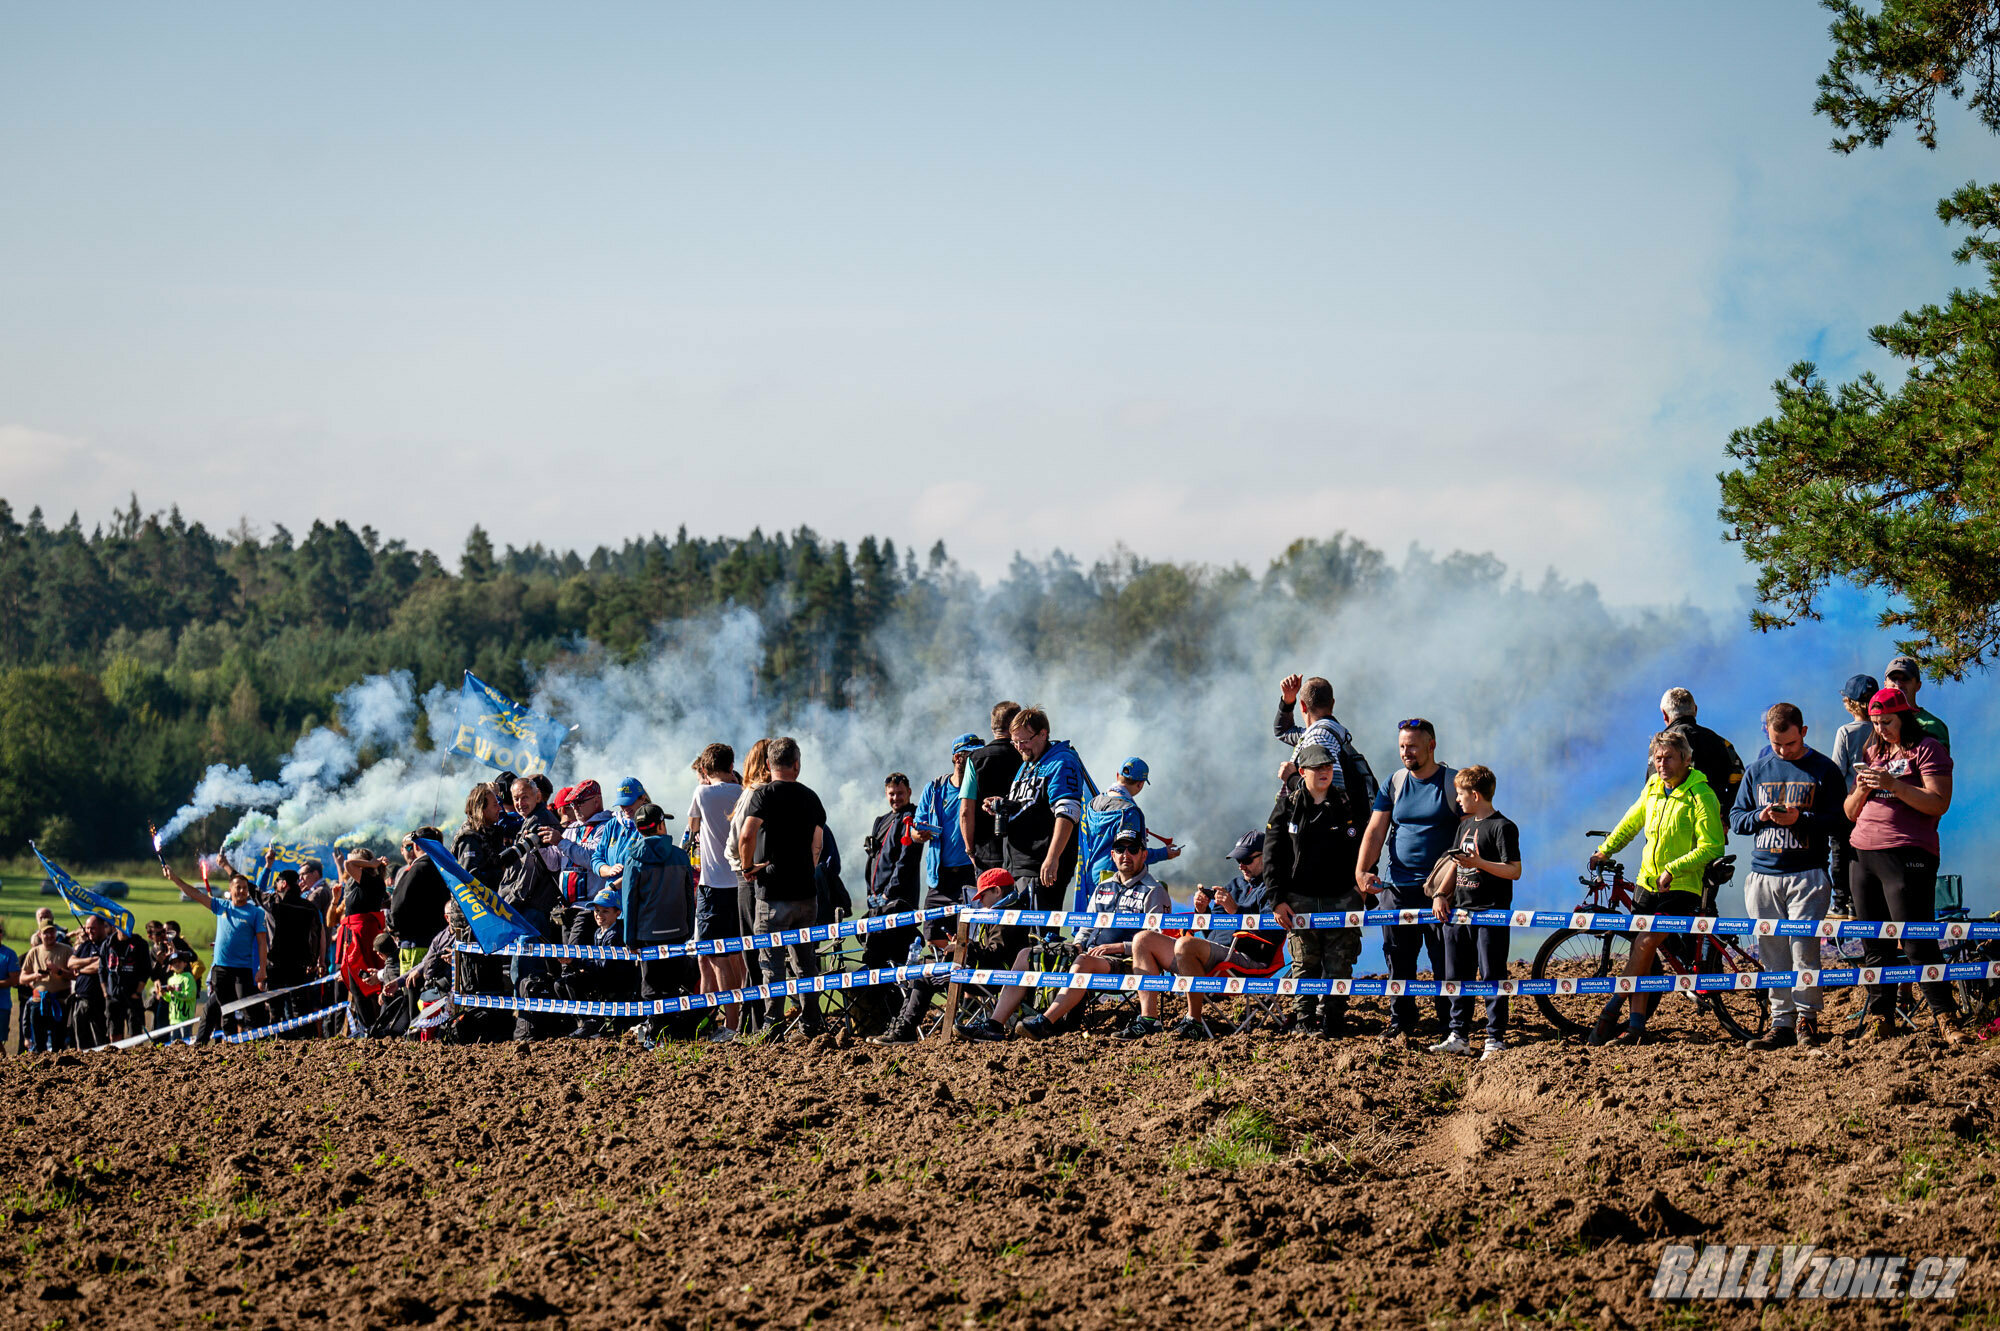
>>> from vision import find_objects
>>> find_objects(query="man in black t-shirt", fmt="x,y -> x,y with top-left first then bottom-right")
957,702 -> 1024,872
740,736 -> 830,1036
389,829 -> 450,968
1431,766 -> 1521,1061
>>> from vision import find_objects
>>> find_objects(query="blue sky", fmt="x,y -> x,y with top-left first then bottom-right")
0,3 -> 1989,604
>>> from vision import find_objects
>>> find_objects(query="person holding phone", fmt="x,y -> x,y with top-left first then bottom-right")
1729,702 -> 1845,1050
1430,767 -> 1520,1060
1845,686 -> 1963,1043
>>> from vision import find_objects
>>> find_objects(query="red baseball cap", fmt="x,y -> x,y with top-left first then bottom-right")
1868,686 -> 1914,716
550,785 -> 576,809
976,868 -> 1015,892
568,778 -> 602,806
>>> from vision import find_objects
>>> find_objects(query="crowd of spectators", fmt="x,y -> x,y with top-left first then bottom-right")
1,653 -> 1967,1056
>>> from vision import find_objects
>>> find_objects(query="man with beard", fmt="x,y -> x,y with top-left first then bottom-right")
981,706 -> 1092,953
1356,719 -> 1460,1042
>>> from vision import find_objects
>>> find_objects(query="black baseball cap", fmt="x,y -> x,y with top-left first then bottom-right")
1110,832 -> 1145,851
1842,674 -> 1879,703
1296,743 -> 1335,769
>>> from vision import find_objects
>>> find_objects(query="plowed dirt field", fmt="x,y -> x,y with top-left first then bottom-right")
2,995 -> 1995,1328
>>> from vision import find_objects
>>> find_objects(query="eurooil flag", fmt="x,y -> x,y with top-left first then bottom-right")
448,671 -> 568,777
31,842 -> 137,936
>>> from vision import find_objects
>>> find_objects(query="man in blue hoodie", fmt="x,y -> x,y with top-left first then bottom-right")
981,707 -> 1093,937
1729,702 -> 1846,1050
1076,757 -> 1181,911
912,734 -> 982,906
618,802 -> 696,1040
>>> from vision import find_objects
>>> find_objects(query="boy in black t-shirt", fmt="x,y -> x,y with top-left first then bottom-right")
1430,766 -> 1521,1060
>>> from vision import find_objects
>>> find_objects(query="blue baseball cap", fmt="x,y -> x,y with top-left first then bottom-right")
1119,757 -> 1149,784
590,886 -> 620,910
614,777 -> 648,807
1228,832 -> 1263,863
951,732 -> 984,756
1842,673 -> 1879,703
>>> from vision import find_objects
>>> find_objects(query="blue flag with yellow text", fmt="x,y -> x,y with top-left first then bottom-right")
253,842 -> 341,893
32,843 -> 137,936
448,672 -> 567,777
412,836 -> 543,953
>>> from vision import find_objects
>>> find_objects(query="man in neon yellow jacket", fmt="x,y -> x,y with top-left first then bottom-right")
1587,730 -> 1723,1045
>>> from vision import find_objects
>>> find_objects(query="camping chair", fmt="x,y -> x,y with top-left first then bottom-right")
1192,933 -> 1291,1037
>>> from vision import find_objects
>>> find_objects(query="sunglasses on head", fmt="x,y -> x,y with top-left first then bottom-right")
1399,718 -> 1432,732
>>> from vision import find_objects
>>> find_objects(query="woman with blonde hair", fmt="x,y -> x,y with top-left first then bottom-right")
728,739 -> 772,1028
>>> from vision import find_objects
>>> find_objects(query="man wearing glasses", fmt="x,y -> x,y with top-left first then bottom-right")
1356,718 -> 1460,1042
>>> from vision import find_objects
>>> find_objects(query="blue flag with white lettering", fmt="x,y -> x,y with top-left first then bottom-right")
32,843 -> 137,936
412,836 -> 543,953
447,671 -> 567,777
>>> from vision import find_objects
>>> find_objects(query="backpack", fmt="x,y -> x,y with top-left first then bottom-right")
1339,742 -> 1380,829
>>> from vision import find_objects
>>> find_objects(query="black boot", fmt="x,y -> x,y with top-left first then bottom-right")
1319,994 -> 1349,1038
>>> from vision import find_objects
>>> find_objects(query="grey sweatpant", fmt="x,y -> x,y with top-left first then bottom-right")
1744,868 -> 1830,1024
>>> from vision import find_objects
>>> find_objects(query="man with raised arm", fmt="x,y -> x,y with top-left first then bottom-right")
163,856 -> 270,1045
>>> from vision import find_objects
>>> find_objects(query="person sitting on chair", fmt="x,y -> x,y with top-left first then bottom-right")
1129,832 -> 1284,1040
958,835 -> 1171,1042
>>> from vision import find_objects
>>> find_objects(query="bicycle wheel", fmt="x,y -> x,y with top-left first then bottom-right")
1532,929 -> 1631,1036
1945,941 -> 1992,1016
1695,936 -> 1767,1042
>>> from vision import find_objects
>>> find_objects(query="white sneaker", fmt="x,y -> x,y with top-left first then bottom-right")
1480,1039 -> 1506,1061
1428,1034 -> 1471,1056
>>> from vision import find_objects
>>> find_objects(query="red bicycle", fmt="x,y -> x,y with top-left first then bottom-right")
1529,834 -> 1768,1041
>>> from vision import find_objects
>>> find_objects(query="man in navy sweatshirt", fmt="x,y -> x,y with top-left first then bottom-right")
1728,702 -> 1846,1050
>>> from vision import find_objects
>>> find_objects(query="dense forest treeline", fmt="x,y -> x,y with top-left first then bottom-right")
0,495 -> 1574,861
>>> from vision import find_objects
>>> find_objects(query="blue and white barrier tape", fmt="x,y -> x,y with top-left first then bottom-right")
951,960 -> 2000,999
453,906 -> 956,961
958,908 -> 2000,941
222,1000 -> 354,1043
455,961 -> 955,1017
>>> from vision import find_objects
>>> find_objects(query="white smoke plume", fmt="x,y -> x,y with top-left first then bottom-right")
157,673 -> 430,852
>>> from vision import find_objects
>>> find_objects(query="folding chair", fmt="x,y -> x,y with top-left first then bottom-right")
1193,933 -> 1291,1037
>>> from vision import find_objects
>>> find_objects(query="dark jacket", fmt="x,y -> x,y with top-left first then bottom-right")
453,823 -> 511,890
100,931 -> 151,1004
501,804 -> 563,930
620,834 -> 695,947
816,825 -> 851,924
1263,786 -> 1362,906
1656,720 -> 1745,814
866,807 -> 922,910
263,890 -> 325,976
389,858 -> 450,948
963,737 -> 1024,869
